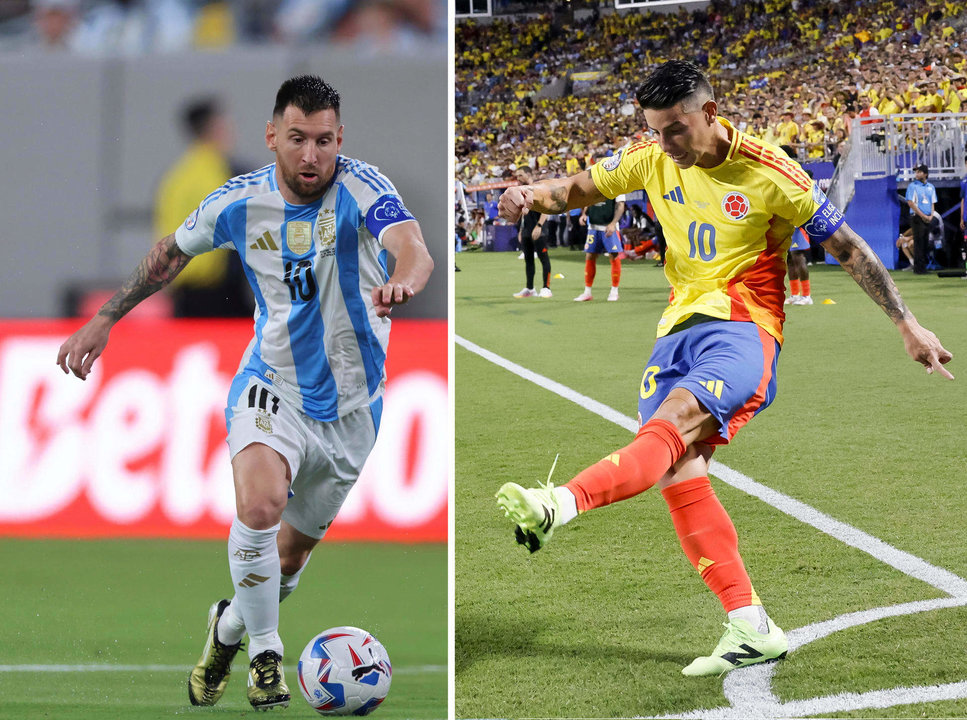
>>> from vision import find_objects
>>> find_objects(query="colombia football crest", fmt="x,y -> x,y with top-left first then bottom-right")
721,191 -> 750,220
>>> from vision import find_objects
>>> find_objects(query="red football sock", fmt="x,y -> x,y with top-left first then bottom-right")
610,255 -> 621,287
789,279 -> 801,296
584,255 -> 596,287
661,476 -> 759,612
565,419 -> 686,512
801,279 -> 811,297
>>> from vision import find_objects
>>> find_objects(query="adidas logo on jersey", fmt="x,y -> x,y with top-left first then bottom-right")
662,186 -> 685,204
699,379 -> 724,398
250,231 -> 279,251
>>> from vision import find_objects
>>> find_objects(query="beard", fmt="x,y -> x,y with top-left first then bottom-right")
278,161 -> 333,203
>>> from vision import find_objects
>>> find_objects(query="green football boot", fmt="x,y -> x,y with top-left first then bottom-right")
496,481 -> 561,553
188,599 -> 243,706
247,649 -> 290,710
682,618 -> 788,677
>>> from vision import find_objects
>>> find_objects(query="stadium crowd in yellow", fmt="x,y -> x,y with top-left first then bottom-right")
456,0 -> 967,185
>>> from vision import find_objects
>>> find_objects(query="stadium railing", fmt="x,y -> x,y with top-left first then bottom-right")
830,113 -> 967,211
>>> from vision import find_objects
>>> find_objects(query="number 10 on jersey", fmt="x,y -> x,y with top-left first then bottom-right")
283,260 -> 318,301
688,221 -> 717,261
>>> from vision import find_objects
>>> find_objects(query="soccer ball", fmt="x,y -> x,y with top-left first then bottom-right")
296,626 -> 392,716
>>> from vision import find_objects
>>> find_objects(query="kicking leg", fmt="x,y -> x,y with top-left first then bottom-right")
497,388 -> 716,551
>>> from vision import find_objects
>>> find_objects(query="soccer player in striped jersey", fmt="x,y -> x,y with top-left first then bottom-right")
57,75 -> 434,708
496,60 -> 951,677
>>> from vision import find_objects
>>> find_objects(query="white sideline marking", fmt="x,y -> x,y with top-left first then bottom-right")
710,462 -> 967,599
0,663 -> 446,674
457,334 -> 967,718
455,336 -> 637,434
457,334 -> 967,597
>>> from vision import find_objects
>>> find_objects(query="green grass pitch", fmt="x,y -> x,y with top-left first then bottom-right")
0,539 -> 445,719
455,247 -> 967,718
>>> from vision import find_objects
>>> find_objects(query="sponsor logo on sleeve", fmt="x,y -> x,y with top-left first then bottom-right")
185,207 -> 199,230
812,183 -> 827,205
602,149 -> 623,172
372,196 -> 414,224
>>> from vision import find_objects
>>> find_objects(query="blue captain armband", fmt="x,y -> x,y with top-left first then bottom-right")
366,195 -> 416,240
802,187 -> 845,243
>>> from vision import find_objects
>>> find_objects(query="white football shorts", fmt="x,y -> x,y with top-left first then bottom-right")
226,376 -> 378,539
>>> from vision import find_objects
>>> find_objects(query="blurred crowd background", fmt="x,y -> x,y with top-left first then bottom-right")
456,0 -> 967,183
0,0 -> 445,54
0,0 -> 447,321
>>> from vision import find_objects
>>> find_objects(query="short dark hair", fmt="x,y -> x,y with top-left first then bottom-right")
182,97 -> 221,139
273,75 -> 340,119
635,60 -> 714,111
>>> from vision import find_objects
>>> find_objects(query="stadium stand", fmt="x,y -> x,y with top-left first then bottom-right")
456,0 -> 967,269
456,0 -> 967,182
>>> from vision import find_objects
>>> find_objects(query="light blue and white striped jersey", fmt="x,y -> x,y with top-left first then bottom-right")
174,157 -> 417,422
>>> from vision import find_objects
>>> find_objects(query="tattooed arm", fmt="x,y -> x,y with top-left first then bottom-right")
57,234 -> 191,380
497,170 -> 606,223
822,222 -> 953,379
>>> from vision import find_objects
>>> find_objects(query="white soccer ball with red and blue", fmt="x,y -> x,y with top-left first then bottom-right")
297,626 -> 392,716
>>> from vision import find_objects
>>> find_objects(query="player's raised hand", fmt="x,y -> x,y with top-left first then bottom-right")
56,315 -> 113,381
371,281 -> 415,318
498,185 -> 533,223
900,318 -> 954,379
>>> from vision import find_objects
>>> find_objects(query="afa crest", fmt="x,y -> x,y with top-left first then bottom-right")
317,209 -> 336,253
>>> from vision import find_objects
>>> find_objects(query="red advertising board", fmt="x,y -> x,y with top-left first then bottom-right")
0,319 -> 447,542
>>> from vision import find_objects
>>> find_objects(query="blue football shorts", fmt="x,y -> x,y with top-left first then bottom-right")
584,227 -> 623,254
637,319 -> 780,445
789,227 -> 810,252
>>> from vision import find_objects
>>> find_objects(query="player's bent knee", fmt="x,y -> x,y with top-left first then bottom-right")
237,499 -> 286,531
231,443 -> 291,528
653,388 -> 717,444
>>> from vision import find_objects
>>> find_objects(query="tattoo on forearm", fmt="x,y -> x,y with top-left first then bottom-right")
532,185 -> 568,214
828,228 -> 908,323
98,235 -> 190,321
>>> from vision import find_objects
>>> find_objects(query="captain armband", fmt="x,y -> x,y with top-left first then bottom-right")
802,197 -> 845,243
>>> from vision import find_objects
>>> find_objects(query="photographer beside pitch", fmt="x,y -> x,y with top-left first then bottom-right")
496,60 -> 952,677
57,75 -> 433,709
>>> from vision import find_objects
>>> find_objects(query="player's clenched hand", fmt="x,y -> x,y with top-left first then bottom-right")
498,185 -> 533,223
900,318 -> 954,379
371,282 -> 414,318
56,315 -> 113,381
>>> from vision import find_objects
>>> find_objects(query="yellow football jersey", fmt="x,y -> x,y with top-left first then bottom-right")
591,118 -> 841,344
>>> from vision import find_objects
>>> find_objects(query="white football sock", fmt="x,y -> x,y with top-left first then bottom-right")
226,518 -> 283,659
217,599 -> 246,646
217,553 -> 312,644
552,486 -> 578,525
279,554 -> 311,603
728,605 -> 770,635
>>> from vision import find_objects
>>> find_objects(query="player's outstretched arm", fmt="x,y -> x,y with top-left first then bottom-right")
56,233 -> 191,380
822,222 -> 953,379
371,222 -> 434,318
498,170 -> 605,223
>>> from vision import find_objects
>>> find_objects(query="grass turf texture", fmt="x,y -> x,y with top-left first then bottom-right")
455,248 -> 967,718
0,539 -> 445,719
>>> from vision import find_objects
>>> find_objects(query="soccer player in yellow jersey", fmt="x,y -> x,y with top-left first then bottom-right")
495,60 -> 953,677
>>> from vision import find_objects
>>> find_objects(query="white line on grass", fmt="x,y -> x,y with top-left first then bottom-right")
457,334 -> 967,718
457,334 -> 967,596
0,664 -> 446,674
